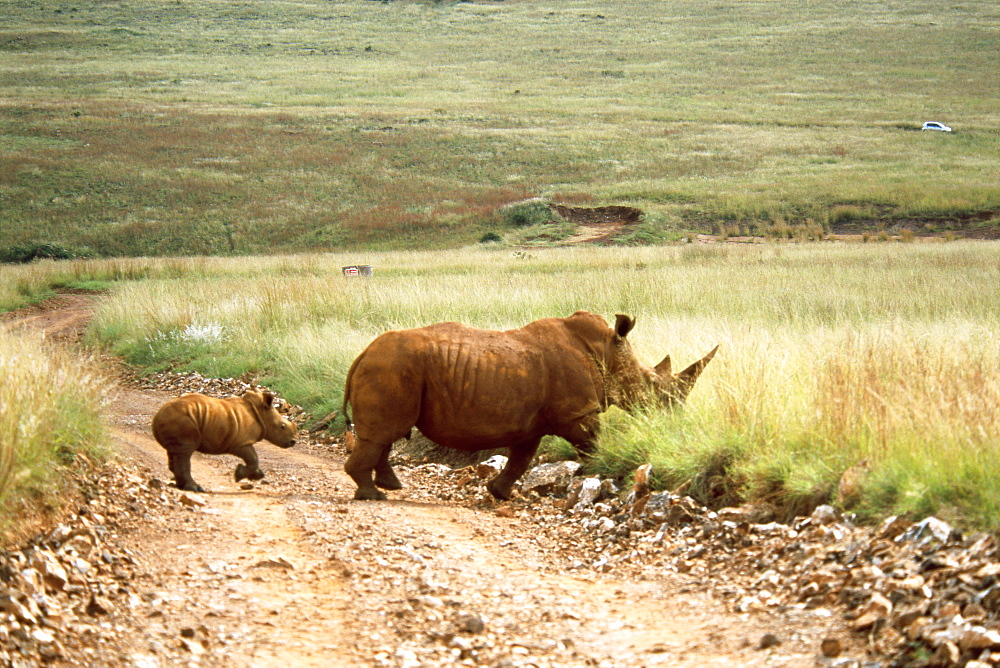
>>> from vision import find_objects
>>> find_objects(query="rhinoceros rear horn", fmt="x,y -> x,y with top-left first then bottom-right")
614,314 -> 636,338
655,354 -> 672,376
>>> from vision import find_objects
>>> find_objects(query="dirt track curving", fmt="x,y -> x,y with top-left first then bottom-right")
2,295 -> 864,666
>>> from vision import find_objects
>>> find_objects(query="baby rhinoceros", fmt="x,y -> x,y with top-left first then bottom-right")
152,390 -> 297,492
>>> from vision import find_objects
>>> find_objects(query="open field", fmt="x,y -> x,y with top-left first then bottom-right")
3,242 -> 997,528
2,0 -> 999,254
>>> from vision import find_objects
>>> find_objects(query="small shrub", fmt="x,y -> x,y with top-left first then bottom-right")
499,200 -> 555,228
479,232 -> 503,244
829,205 -> 868,225
0,243 -> 83,264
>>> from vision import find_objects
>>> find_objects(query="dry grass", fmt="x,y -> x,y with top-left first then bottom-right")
0,332 -> 110,538
61,242 -> 999,524
3,241 -> 998,525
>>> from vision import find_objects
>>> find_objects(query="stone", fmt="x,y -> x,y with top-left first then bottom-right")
851,613 -> 881,632
253,556 -> 294,570
958,627 -> 1000,652
31,551 -> 69,592
30,628 -> 56,644
61,534 -> 95,558
476,455 -> 507,479
571,478 -> 602,510
179,492 -> 207,508
519,461 -> 581,495
454,613 -> 486,634
644,491 -> 674,514
864,592 -> 893,618
756,633 -> 781,650
810,505 -> 839,525
86,595 -> 113,616
878,515 -> 911,540
19,566 -> 44,596
595,517 -> 616,533
180,638 -> 205,655
929,640 -> 960,666
821,636 -> 843,657
901,517 -> 956,546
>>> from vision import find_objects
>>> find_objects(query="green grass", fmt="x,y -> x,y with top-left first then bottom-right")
12,242 -> 980,528
2,0 -> 998,255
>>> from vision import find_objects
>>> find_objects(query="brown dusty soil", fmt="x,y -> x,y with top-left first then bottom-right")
2,294 -> 866,667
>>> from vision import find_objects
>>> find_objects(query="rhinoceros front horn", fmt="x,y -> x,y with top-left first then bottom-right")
660,345 -> 719,405
681,345 -> 718,381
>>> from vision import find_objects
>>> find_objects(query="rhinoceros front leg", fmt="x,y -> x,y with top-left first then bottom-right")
489,437 -> 543,500
168,451 -> 205,493
562,413 -> 602,456
233,445 -> 265,483
345,437 -> 390,501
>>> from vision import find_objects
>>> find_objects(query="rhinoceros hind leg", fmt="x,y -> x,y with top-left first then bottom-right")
346,438 -> 395,500
353,486 -> 388,501
374,446 -> 403,490
488,437 -> 542,500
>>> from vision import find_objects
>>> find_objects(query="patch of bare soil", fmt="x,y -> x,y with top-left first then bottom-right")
8,295 -> 1000,668
551,205 -> 642,245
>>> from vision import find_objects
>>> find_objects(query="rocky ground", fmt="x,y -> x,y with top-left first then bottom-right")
3,295 -> 1000,667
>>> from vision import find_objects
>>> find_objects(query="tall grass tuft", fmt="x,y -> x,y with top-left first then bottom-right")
0,332 -> 111,538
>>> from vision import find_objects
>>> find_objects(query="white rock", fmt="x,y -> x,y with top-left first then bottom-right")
572,477 -> 602,509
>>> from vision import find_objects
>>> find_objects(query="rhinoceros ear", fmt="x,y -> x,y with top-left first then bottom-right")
614,314 -> 635,338
261,392 -> 275,407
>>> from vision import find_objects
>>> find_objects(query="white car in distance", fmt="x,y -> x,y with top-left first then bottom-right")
922,121 -> 952,132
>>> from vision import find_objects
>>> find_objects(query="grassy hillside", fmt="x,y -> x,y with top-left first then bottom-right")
2,0 -> 998,255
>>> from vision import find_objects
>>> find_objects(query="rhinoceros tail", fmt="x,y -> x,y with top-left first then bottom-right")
342,352 -> 364,433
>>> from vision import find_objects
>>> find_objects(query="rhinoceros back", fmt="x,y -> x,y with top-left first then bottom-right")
346,319 -> 606,451
152,394 -> 260,455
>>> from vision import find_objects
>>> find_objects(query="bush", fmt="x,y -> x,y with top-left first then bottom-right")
499,200 -> 555,228
0,243 -> 84,264
479,232 -> 503,244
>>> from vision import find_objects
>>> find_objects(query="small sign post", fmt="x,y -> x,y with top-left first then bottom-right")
342,265 -> 373,277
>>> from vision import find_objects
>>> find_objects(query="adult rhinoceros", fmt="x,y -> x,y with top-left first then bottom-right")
342,311 -> 716,500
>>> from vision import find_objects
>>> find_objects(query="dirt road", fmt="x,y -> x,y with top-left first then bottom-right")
3,295 -> 858,667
